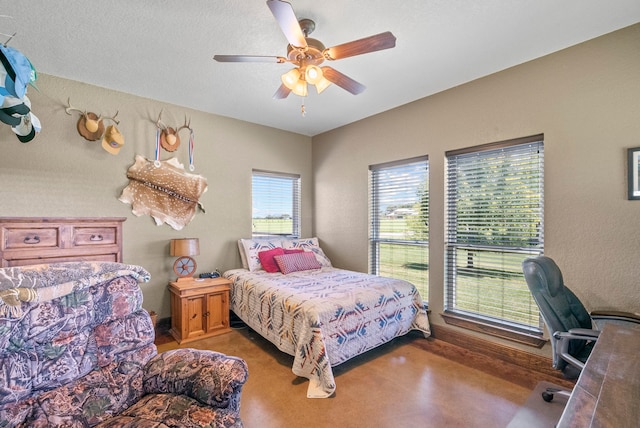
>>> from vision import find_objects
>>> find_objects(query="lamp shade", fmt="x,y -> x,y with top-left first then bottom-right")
170,238 -> 200,257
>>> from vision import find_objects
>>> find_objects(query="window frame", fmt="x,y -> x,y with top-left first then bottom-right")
444,135 -> 545,347
251,169 -> 300,239
369,155 -> 429,302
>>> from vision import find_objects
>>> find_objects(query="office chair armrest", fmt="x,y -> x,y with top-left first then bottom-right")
553,329 -> 599,373
591,310 -> 640,324
566,328 -> 600,339
554,329 -> 600,341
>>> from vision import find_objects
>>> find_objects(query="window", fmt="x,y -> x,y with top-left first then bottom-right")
445,135 -> 544,343
252,170 -> 300,238
370,156 -> 429,301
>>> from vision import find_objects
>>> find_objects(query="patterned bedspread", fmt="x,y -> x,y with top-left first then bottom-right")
223,267 -> 430,398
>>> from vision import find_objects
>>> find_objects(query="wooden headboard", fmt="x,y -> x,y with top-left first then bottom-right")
0,217 -> 125,267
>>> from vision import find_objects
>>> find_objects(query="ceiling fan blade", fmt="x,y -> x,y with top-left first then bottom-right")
213,55 -> 286,63
323,31 -> 396,60
273,84 -> 291,99
321,67 -> 366,95
266,0 -> 307,48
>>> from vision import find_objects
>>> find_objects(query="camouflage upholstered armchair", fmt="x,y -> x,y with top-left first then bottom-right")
0,262 -> 248,427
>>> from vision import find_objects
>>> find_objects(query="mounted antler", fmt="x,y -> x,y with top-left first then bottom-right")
154,110 -> 196,171
156,110 -> 191,133
155,109 -> 168,131
65,98 -> 87,117
176,115 -> 192,134
102,110 -> 119,125
66,98 -> 119,137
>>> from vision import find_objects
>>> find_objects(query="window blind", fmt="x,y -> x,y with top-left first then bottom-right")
370,156 -> 429,300
252,170 -> 300,238
445,135 -> 544,331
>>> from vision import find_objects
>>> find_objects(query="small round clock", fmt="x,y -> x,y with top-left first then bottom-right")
173,256 -> 197,279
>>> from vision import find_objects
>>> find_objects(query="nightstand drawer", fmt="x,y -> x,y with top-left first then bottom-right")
3,227 -> 60,250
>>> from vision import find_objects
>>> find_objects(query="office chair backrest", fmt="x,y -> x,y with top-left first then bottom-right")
522,256 -> 593,366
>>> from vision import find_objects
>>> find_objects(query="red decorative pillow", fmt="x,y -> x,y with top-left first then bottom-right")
284,248 -> 304,254
274,252 -> 322,274
258,247 -> 285,273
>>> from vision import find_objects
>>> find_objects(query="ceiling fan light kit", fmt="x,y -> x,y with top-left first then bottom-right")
281,64 -> 328,96
213,0 -> 396,104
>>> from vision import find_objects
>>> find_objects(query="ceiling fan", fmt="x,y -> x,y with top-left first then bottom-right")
213,0 -> 396,99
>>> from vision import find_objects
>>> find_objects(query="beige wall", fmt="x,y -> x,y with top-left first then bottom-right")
1,24 -> 638,357
0,75 -> 312,318
313,24 -> 640,353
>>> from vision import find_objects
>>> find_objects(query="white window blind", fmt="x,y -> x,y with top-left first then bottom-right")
252,170 -> 300,238
445,135 -> 544,332
370,156 -> 429,301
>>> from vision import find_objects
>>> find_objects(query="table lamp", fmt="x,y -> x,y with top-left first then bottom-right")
170,238 -> 200,281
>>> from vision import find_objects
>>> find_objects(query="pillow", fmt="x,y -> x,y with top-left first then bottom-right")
284,248 -> 304,254
282,237 -> 332,267
239,238 -> 283,271
274,252 -> 322,275
237,240 -> 249,269
258,247 -> 285,273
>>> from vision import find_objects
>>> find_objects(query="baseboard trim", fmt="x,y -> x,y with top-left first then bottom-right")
412,324 -> 575,390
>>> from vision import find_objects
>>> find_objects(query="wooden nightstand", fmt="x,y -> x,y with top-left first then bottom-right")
168,277 -> 232,344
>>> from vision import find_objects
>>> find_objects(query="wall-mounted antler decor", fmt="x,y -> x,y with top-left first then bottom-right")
154,109 -> 196,171
65,98 -> 119,142
155,110 -> 188,152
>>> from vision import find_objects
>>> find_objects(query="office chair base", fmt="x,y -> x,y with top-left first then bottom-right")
542,387 -> 571,402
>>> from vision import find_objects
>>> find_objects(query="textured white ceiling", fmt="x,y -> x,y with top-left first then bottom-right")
2,0 -> 639,136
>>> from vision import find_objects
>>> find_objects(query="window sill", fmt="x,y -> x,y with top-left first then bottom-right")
441,311 -> 546,348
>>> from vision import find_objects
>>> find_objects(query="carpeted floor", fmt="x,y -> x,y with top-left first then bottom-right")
506,381 -> 569,428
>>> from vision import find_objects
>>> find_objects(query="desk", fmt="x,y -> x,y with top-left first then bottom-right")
557,323 -> 640,427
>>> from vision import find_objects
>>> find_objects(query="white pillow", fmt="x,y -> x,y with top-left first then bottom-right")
237,240 -> 249,269
239,238 -> 283,271
282,237 -> 332,267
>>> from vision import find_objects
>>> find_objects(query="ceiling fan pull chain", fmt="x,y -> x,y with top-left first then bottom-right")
301,99 -> 306,117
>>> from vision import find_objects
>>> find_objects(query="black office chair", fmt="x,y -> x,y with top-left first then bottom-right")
522,255 -> 640,402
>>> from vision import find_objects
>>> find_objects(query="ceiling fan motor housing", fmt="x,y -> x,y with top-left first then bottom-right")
287,37 -> 326,66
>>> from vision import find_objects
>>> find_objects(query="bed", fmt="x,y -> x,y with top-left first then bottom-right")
224,237 -> 431,398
